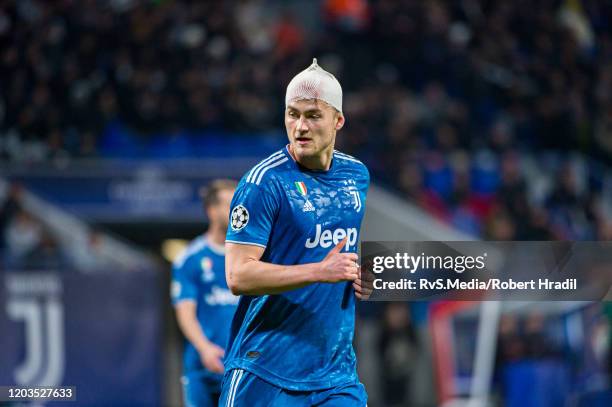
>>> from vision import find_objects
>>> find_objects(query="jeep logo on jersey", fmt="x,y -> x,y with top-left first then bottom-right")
305,224 -> 357,251
231,205 -> 249,231
205,286 -> 240,306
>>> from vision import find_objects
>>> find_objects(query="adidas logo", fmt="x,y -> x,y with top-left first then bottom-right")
303,200 -> 315,212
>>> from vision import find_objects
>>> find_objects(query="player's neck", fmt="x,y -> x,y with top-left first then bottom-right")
205,226 -> 226,247
288,144 -> 333,171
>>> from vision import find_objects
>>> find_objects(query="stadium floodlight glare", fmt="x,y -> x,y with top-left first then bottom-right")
285,58 -> 343,113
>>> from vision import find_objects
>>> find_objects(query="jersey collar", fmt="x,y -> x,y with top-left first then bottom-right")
204,234 -> 226,255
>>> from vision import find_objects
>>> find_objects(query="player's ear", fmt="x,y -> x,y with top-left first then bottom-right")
335,112 -> 345,131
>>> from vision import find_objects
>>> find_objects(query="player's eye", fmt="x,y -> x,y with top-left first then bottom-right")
288,110 -> 299,118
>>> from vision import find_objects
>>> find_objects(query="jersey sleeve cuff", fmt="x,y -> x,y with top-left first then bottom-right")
172,297 -> 197,306
225,239 -> 267,249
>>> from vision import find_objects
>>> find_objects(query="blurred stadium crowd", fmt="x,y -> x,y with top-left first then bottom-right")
0,184 -> 67,268
1,0 -> 610,242
0,181 -> 132,271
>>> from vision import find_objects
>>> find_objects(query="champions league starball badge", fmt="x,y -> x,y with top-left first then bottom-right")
231,205 -> 249,231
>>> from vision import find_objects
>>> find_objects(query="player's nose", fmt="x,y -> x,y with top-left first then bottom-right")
296,116 -> 309,132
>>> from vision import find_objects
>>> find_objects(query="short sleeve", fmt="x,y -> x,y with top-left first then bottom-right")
171,258 -> 198,305
226,179 -> 280,248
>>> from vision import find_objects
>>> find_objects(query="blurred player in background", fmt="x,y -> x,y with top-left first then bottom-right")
221,59 -> 371,406
171,179 -> 239,407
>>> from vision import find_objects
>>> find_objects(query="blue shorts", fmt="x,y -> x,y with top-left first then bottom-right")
182,371 -> 222,407
219,369 -> 367,407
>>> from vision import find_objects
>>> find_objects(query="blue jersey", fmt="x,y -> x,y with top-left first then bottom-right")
171,235 -> 239,379
225,146 -> 369,391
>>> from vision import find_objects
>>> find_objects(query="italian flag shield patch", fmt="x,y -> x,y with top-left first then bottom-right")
295,181 -> 307,196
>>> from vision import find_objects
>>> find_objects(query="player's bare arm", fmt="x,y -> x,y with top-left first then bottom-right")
226,238 -> 359,296
174,300 -> 225,374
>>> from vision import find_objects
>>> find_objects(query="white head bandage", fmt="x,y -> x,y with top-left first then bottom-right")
285,58 -> 343,113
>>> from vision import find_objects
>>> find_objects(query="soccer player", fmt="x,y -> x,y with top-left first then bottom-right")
172,179 -> 240,407
221,59 -> 371,406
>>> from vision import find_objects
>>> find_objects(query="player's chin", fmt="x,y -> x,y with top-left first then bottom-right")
292,142 -> 317,156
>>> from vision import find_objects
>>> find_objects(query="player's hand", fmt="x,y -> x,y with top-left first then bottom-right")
318,238 -> 359,283
199,342 -> 225,374
353,267 -> 374,300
